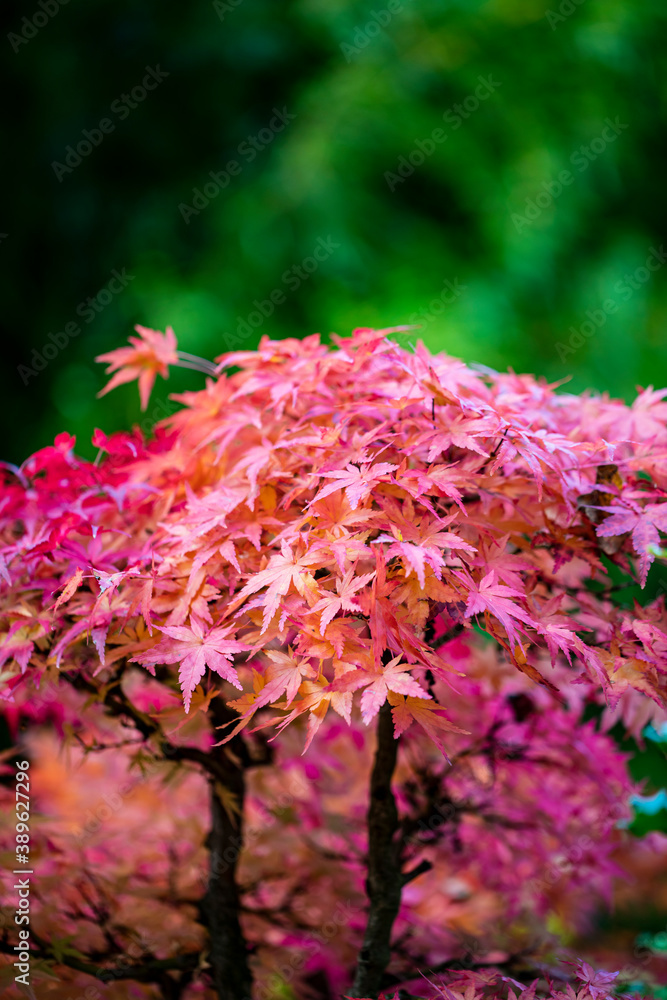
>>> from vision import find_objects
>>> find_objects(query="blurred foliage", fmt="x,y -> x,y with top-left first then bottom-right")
2,0 -> 667,462
622,724 -> 667,837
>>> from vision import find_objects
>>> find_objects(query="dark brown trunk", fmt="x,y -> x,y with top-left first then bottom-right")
351,699 -> 402,998
201,700 -> 253,1000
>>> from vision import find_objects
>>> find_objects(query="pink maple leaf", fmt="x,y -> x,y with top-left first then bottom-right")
132,616 -> 248,712
574,960 -> 619,999
310,567 -> 376,634
455,568 -> 537,649
252,648 -> 317,709
306,462 -> 398,511
595,501 -> 667,586
391,459 -> 470,516
332,653 -> 430,724
96,325 -> 179,410
0,622 -> 37,673
377,525 -> 474,588
225,540 -> 321,634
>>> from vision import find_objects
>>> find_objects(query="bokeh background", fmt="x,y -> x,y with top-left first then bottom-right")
2,0 -> 667,976
3,0 -> 667,465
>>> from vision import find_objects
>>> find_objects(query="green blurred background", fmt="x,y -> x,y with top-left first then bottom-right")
3,0 -> 667,464
2,0 -> 667,977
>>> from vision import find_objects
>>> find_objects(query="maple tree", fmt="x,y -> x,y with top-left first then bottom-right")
1,325 -> 667,999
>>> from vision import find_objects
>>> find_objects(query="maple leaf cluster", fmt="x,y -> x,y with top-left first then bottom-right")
2,323 -> 667,998
2,325 -> 667,748
350,959 -> 631,1000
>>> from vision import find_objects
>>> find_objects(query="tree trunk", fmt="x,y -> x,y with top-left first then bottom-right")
351,699 -> 403,998
201,699 -> 253,1000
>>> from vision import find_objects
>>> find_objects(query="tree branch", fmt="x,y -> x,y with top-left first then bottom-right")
0,931 -> 199,986
66,668 -> 256,1000
401,858 -> 433,886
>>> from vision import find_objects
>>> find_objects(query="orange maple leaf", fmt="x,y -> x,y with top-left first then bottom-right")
96,325 -> 179,410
